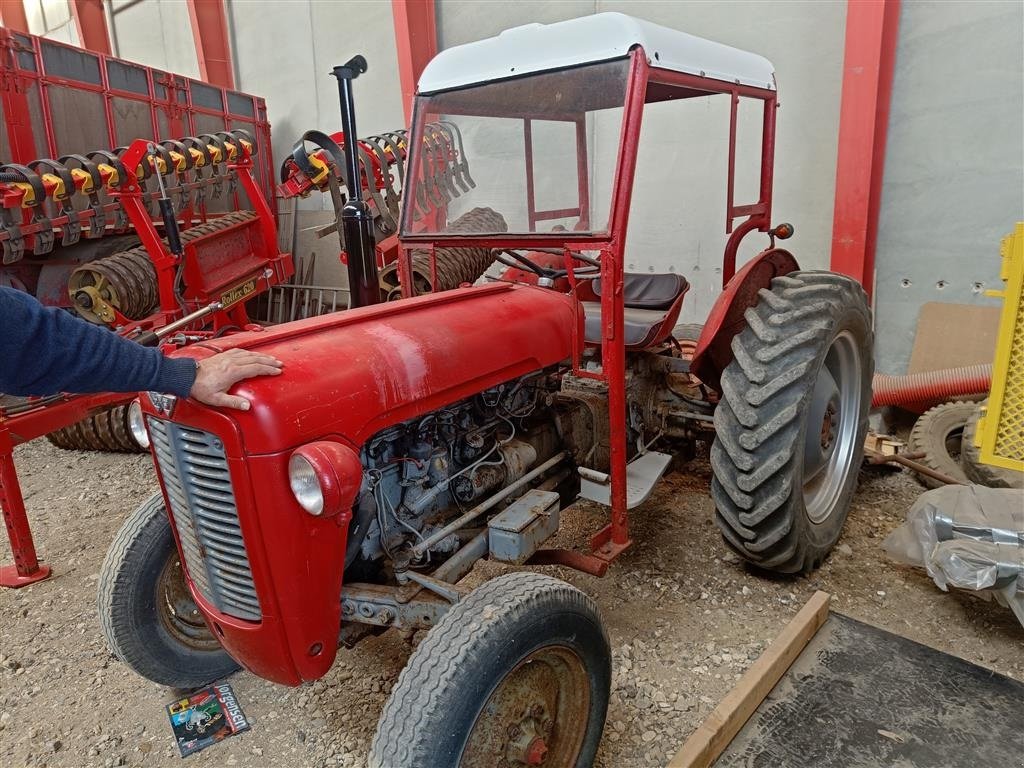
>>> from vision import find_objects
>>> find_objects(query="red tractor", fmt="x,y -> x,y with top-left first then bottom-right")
98,14 -> 872,767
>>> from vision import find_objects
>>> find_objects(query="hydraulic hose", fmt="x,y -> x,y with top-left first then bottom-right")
871,363 -> 992,409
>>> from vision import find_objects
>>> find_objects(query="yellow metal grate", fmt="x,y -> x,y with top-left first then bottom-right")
977,222 -> 1024,471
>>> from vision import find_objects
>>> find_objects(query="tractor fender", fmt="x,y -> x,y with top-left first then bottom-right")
690,248 -> 799,391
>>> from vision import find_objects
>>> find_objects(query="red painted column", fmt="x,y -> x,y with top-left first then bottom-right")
0,0 -> 29,33
70,0 -> 112,55
186,0 -> 235,89
391,0 -> 437,124
830,0 -> 900,300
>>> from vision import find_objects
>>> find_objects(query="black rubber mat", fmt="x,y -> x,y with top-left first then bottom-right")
717,613 -> 1024,768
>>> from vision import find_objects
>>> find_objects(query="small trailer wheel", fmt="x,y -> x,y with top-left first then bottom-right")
97,492 -> 240,688
711,271 -> 873,573
369,572 -> 610,768
907,401 -> 974,488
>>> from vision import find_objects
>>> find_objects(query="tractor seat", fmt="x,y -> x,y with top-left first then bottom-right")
583,273 -> 689,350
592,272 -> 688,311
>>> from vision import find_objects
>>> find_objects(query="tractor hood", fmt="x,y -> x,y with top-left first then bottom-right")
170,283 -> 578,455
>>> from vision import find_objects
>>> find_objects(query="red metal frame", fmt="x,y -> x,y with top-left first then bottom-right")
0,28 -> 272,193
186,0 -> 235,90
1,392 -> 127,587
399,49 -> 780,563
0,0 -> 29,33
830,0 -> 900,300
70,0 -> 112,55
391,0 -> 437,125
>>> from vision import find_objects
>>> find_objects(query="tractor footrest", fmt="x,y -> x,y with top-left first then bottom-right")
578,450 -> 672,509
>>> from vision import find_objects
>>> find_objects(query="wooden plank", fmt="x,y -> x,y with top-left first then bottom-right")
666,591 -> 831,768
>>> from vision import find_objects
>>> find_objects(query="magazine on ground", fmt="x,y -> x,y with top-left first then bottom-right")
166,683 -> 250,757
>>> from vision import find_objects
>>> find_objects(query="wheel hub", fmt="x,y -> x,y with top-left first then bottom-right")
820,402 -> 838,450
460,647 -> 589,767
155,554 -> 220,651
507,710 -> 550,765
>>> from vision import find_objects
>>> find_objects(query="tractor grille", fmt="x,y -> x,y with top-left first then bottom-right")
148,418 -> 262,621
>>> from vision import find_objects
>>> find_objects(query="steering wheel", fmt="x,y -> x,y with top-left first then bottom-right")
492,248 -> 600,281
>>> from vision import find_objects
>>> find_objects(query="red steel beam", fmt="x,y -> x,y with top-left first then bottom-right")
391,0 -> 437,124
70,0 -> 112,55
186,0 -> 235,89
830,0 -> 900,300
0,0 -> 29,32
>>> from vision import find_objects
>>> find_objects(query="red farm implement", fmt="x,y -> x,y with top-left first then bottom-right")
0,28 -> 292,587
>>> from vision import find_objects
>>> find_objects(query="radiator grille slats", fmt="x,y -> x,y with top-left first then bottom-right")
148,418 -> 262,621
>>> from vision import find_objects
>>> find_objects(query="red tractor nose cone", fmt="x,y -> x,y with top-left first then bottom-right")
526,737 -> 548,765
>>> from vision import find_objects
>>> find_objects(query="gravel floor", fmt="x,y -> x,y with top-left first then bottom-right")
1,439 -> 1021,768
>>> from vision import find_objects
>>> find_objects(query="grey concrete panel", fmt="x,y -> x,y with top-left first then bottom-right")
874,1 -> 1023,374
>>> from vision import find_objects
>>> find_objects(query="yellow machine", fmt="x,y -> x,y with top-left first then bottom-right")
975,222 -> 1024,472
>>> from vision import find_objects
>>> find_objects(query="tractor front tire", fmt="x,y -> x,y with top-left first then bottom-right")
369,572 -> 610,768
711,271 -> 873,573
97,492 -> 240,688
907,401 -> 974,488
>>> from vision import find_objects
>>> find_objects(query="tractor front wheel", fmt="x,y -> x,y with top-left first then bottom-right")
369,572 -> 610,768
711,271 -> 873,573
97,492 -> 240,688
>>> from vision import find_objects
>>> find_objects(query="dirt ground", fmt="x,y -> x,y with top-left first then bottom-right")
0,439 -> 1021,768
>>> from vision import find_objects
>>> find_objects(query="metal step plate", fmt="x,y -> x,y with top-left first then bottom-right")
578,450 -> 672,509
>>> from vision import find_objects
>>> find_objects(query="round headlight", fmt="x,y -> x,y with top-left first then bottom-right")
289,453 -> 324,515
127,399 -> 150,449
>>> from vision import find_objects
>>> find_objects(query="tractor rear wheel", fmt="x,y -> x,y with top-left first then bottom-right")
97,492 -> 239,688
711,271 -> 873,573
369,572 -> 610,768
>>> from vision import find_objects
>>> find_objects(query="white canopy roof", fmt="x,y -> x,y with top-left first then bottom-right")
418,13 -> 776,94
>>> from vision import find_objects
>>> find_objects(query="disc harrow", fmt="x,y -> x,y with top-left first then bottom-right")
378,207 -> 508,297
67,210 -> 259,325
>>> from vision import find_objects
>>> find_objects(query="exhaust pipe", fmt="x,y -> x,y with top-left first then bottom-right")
331,55 -> 381,309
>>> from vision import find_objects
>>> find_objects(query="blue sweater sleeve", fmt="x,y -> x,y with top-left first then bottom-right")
0,286 -> 197,398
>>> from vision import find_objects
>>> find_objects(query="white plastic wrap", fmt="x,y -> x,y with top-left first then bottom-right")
883,485 -> 1023,627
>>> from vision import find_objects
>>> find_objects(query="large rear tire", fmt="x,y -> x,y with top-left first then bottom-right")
97,492 -> 240,688
369,572 -> 610,768
711,271 -> 873,573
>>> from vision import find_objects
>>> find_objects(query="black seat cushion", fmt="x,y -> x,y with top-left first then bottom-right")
582,303 -> 683,349
592,272 -> 689,311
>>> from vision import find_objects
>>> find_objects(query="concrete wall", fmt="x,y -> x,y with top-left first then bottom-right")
228,0 -> 406,287
873,1 -> 1024,374
107,0 -> 200,78
436,1 -> 848,324
24,0 -> 78,44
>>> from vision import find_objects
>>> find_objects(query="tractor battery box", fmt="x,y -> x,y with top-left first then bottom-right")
488,489 -> 561,565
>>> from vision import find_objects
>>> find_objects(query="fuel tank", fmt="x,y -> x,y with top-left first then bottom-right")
186,282 -> 579,454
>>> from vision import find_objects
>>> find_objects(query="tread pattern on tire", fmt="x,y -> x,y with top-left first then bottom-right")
711,271 -> 873,574
97,492 -> 239,688
961,400 -> 1024,489
369,572 -> 607,768
907,401 -> 974,488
